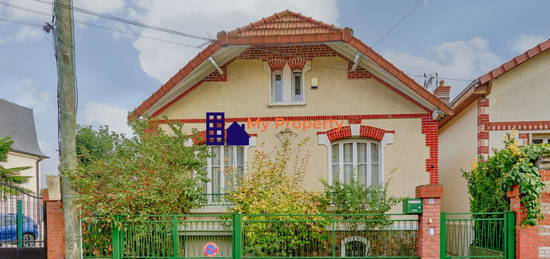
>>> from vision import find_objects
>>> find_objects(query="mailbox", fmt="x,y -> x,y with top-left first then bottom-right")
402,198 -> 423,214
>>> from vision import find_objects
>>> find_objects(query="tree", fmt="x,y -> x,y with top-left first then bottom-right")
227,138 -> 328,256
0,136 -> 31,193
70,119 -> 209,218
76,125 -> 115,167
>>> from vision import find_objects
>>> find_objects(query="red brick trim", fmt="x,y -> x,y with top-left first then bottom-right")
288,58 -> 306,70
422,114 -> 439,184
317,125 -> 394,141
267,59 -> 286,71
486,120 -> 550,131
477,98 -> 490,157
348,119 -> 361,124
155,113 -> 426,125
415,184 -> 444,198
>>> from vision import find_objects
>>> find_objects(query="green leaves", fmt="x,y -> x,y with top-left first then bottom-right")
464,134 -> 549,225
72,119 -> 208,220
0,136 -> 32,192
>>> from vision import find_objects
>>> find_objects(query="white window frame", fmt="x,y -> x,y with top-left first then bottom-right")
531,133 -> 550,144
265,62 -> 310,106
330,139 -> 381,187
291,70 -> 304,103
271,70 -> 283,103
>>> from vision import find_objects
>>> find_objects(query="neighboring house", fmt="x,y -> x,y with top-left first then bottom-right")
439,38 -> 550,213
0,98 -> 47,194
132,10 -> 452,212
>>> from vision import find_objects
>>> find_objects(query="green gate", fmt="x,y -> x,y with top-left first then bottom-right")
440,212 -> 515,259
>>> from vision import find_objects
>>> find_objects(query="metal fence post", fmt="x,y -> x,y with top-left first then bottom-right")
440,212 -> 446,259
172,215 -> 179,258
112,216 -> 122,259
232,214 -> 243,259
16,199 -> 23,248
505,211 -> 516,259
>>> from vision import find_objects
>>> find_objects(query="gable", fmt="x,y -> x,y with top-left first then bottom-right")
132,10 -> 451,118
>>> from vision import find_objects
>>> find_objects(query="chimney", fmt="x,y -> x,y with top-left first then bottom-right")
434,80 -> 451,104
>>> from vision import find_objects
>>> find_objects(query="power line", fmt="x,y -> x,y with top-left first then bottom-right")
0,17 -> 43,28
408,74 -> 474,82
0,1 -> 203,48
373,0 -> 423,48
31,0 -> 214,42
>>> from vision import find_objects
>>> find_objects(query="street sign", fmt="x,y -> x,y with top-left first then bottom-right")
202,242 -> 219,257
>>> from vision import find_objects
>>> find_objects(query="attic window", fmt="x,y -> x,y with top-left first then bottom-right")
292,70 -> 303,102
268,61 -> 306,105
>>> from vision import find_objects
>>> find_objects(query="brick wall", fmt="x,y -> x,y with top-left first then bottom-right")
539,157 -> 550,258
44,190 -> 65,259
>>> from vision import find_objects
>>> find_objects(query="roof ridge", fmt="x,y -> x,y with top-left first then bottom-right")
228,10 -> 341,36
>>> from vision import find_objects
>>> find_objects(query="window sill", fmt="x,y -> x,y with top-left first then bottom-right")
267,102 -> 306,107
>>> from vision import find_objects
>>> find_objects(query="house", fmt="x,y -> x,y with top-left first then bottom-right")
0,98 -> 47,194
439,38 -> 550,213
132,10 -> 452,211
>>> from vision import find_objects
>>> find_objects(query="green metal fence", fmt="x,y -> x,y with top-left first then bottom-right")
83,214 -> 419,259
440,212 -> 515,259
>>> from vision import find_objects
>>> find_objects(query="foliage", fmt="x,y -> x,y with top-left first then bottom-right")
70,119 -> 209,220
0,136 -> 31,193
323,176 -> 400,215
227,138 -> 329,256
76,125 -> 115,167
464,134 -> 550,225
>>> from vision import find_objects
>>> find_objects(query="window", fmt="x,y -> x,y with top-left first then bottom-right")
203,146 -> 245,203
271,71 -> 283,102
291,71 -> 303,102
532,134 -> 550,144
331,139 -> 381,187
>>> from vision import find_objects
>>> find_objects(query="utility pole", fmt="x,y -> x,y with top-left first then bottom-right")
54,0 -> 81,257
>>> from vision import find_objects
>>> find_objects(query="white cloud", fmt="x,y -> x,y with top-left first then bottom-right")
74,0 -> 125,14
80,102 -> 132,135
510,34 -> 547,54
14,26 -> 42,42
12,78 -> 52,110
383,37 -> 503,98
128,0 -> 339,82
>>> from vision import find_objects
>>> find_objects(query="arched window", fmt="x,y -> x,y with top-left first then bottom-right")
341,236 -> 369,257
271,70 -> 283,102
291,70 -> 303,102
331,139 -> 380,187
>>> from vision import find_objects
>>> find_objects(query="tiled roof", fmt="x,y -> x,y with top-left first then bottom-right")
132,10 -> 452,118
440,38 -> 550,128
228,10 -> 341,37
479,38 -> 550,84
0,99 -> 46,158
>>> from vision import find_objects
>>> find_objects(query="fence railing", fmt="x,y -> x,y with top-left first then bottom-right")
441,212 -> 515,259
82,213 -> 419,259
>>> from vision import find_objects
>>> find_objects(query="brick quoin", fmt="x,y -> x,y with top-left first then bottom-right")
477,98 -> 490,157
422,114 -> 439,184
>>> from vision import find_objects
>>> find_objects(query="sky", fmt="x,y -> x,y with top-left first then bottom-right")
0,0 -> 549,182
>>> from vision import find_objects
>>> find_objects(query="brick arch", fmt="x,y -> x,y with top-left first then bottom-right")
321,125 -> 390,142
267,59 -> 286,71
288,58 -> 306,70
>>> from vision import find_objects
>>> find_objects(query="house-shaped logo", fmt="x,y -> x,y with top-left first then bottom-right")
205,112 -> 249,146
226,122 -> 250,145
